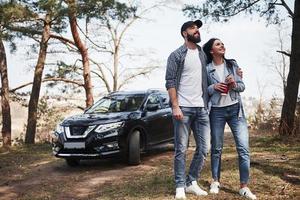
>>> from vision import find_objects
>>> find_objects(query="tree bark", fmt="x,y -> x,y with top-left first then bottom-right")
67,0 -> 94,107
0,39 -> 12,146
113,44 -> 119,91
25,15 -> 51,144
279,0 -> 300,136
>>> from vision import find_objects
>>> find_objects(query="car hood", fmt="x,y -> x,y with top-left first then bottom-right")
61,112 -> 140,126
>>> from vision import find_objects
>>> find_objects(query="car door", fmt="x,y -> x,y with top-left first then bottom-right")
159,93 -> 173,141
143,94 -> 166,145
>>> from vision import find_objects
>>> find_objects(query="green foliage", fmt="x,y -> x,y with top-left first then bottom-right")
0,0 -> 68,53
0,1 -> 36,25
44,61 -> 82,94
183,0 -> 283,24
36,96 -> 64,142
0,1 -> 36,51
77,0 -> 137,23
45,61 -> 79,78
33,0 -> 68,33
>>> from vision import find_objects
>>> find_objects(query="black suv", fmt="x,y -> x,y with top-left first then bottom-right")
51,89 -> 173,166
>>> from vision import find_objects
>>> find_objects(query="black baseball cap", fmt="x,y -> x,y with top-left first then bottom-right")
180,20 -> 203,37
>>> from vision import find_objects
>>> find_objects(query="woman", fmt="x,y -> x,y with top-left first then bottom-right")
203,38 -> 256,200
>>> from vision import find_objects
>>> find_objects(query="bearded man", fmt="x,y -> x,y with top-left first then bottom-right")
165,20 -> 210,199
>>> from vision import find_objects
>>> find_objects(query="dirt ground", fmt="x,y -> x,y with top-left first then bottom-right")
0,144 -> 174,200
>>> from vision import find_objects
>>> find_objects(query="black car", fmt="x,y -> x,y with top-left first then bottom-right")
51,89 -> 173,166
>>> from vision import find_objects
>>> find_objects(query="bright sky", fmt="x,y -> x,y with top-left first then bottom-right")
4,0 -> 296,100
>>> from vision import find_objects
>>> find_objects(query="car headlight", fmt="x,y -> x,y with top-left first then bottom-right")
54,124 -> 64,135
94,121 -> 124,133
56,124 -> 64,133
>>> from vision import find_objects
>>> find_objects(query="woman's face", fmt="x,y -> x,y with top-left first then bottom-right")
210,39 -> 225,57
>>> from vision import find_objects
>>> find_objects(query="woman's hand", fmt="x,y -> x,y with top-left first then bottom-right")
214,83 -> 228,93
226,74 -> 237,89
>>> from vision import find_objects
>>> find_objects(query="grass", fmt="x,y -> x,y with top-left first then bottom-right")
0,144 -> 54,183
94,133 -> 300,200
0,133 -> 299,200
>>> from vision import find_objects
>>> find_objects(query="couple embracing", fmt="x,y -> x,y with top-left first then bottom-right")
165,20 -> 257,200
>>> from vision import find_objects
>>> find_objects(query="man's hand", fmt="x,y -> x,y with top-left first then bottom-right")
237,68 -> 243,78
172,106 -> 183,120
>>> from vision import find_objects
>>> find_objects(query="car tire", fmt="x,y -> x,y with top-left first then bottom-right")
128,130 -> 141,165
65,158 -> 80,167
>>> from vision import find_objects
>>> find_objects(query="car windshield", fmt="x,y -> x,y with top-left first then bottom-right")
85,94 -> 145,113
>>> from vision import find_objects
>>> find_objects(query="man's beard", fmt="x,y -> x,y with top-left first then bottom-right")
187,33 -> 201,43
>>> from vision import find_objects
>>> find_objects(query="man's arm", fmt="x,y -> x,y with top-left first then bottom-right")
237,67 -> 243,78
232,62 -> 245,92
165,52 -> 183,120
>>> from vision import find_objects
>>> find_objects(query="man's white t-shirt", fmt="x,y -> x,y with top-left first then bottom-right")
213,62 -> 238,107
177,48 -> 204,107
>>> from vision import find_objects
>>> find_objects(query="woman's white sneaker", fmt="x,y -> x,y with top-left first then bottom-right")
175,187 -> 186,200
185,181 -> 208,196
239,187 -> 257,200
209,181 -> 220,194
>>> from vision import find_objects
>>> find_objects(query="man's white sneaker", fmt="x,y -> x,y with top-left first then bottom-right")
209,181 -> 220,194
186,181 -> 208,196
239,187 -> 257,200
175,187 -> 186,200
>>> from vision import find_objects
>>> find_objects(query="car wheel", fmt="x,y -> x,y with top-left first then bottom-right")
65,158 -> 80,167
128,130 -> 141,165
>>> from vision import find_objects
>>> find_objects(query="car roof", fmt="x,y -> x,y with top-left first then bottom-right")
109,89 -> 167,96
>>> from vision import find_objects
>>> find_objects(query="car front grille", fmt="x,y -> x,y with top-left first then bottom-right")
64,125 -> 95,139
70,126 -> 88,136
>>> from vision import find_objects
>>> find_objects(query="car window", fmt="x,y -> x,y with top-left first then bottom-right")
161,94 -> 170,108
146,94 -> 162,109
86,94 -> 145,113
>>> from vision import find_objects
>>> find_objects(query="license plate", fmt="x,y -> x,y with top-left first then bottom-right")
64,142 -> 85,149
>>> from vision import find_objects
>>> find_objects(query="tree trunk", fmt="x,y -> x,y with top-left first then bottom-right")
67,0 -> 94,107
0,39 -> 12,146
279,0 -> 300,136
25,15 -> 51,144
113,44 -> 119,91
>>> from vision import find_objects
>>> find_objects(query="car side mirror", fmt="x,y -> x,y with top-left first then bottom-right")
146,104 -> 159,111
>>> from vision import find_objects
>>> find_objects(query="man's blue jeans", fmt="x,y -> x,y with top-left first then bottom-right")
173,106 -> 210,188
210,103 -> 250,184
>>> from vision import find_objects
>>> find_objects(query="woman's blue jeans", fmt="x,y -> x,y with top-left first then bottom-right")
210,103 -> 250,184
173,107 -> 211,188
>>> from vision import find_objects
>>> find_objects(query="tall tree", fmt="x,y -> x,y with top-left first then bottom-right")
66,0 -> 94,107
184,0 -> 300,136
0,1 -> 35,146
25,13 -> 51,144
0,39 -> 11,147
3,0 -> 68,144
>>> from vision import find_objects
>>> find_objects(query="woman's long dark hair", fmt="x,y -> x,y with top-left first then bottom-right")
203,38 -> 219,64
202,38 -> 234,68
